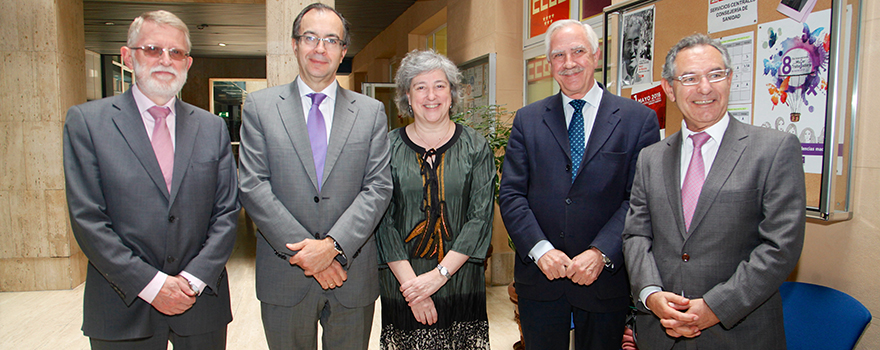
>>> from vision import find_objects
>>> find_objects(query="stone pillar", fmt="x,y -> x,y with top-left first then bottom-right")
266,0 -> 335,87
0,0 -> 87,291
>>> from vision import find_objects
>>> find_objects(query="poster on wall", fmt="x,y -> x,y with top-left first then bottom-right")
621,5 -> 654,88
529,0 -> 570,38
719,32 -> 755,105
754,8 -> 830,174
708,0 -> 758,33
631,82 -> 667,139
581,0 -> 611,19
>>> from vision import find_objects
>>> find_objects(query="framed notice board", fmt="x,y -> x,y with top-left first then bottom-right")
602,0 -> 863,221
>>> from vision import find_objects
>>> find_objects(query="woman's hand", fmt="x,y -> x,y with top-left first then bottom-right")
400,268 -> 447,305
410,297 -> 438,325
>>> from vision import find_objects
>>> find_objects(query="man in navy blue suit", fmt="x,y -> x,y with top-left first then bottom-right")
499,19 -> 660,350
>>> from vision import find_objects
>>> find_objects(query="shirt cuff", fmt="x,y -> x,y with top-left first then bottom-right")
180,271 -> 206,295
528,240 -> 554,261
639,286 -> 663,310
138,271 -> 168,304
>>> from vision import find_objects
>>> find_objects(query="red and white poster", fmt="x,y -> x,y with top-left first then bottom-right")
631,83 -> 667,138
530,0 -> 570,38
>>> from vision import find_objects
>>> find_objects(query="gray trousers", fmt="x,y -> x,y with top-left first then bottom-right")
261,283 -> 374,350
89,326 -> 226,350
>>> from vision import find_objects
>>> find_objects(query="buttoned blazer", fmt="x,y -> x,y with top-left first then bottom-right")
499,89 -> 660,312
63,90 -> 240,340
238,81 -> 392,308
622,118 -> 806,349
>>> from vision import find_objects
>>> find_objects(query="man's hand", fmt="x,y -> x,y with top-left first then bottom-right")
152,275 -> 196,315
565,248 -> 604,285
410,297 -> 438,325
621,326 -> 637,350
536,249 -> 572,280
645,291 -> 699,338
313,260 -> 347,289
400,269 -> 447,305
286,238 -> 337,276
679,298 -> 719,335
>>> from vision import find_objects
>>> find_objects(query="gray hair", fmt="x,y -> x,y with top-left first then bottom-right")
291,3 -> 351,46
661,33 -> 732,82
394,50 -> 463,118
127,10 -> 192,52
545,19 -> 600,58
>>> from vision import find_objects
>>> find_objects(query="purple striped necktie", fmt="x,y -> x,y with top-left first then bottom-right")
147,106 -> 173,192
307,93 -> 328,191
682,132 -> 710,231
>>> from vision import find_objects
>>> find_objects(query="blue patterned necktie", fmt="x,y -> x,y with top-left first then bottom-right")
568,99 -> 586,182
307,93 -> 328,191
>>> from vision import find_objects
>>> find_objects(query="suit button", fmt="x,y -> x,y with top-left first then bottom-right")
167,256 -> 175,263
565,164 -> 572,171
168,216 -> 175,223
682,253 -> 690,262
559,231 -> 565,238
565,198 -> 572,205
314,196 -> 320,203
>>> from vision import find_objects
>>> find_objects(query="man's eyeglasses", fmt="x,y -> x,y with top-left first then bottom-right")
296,35 -> 346,50
673,69 -> 731,86
129,45 -> 189,61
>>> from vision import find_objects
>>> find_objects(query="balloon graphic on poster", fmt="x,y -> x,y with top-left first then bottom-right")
761,23 -> 829,122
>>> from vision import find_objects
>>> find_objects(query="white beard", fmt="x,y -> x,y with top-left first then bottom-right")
132,56 -> 188,102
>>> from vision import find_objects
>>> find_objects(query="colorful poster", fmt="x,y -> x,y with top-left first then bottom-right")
708,0 -> 758,33
631,83 -> 666,137
755,9 -> 830,174
621,6 -> 655,87
530,0 -> 570,38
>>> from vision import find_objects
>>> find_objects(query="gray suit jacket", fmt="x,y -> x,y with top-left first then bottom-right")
238,80 -> 392,308
63,90 -> 240,340
622,118 -> 805,349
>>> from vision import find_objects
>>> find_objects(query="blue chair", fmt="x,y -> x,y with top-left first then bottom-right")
779,281 -> 872,350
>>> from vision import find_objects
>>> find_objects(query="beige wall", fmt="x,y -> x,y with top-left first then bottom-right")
793,2 -> 880,348
0,0 -> 87,291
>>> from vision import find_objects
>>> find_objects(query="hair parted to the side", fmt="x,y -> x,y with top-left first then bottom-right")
291,2 -> 351,46
661,33 -> 732,82
544,19 -> 600,58
127,10 -> 192,52
393,50 -> 463,118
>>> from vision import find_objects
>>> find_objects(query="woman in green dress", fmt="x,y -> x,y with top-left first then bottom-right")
377,49 -> 495,349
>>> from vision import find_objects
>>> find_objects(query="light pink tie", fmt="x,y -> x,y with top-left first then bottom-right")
148,106 -> 173,192
682,132 -> 710,231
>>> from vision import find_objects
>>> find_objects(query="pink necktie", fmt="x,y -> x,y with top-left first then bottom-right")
682,132 -> 710,231
148,106 -> 173,192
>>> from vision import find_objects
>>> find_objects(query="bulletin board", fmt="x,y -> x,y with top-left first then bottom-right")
602,0 -> 863,221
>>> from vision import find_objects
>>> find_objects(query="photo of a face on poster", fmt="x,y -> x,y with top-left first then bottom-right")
621,5 -> 654,87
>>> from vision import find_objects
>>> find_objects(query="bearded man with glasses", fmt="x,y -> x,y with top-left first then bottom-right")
238,3 -> 392,349
622,33 -> 806,349
64,10 -> 240,350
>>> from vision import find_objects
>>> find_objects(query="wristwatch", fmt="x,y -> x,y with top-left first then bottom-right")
436,264 -> 451,279
601,253 -> 613,268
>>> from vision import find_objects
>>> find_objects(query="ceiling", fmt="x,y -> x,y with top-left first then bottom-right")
83,0 -> 418,58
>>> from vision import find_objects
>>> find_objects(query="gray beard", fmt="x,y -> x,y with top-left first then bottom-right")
132,57 -> 187,102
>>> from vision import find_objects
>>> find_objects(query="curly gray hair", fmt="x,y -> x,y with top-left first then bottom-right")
661,33 -> 731,82
394,50 -> 463,118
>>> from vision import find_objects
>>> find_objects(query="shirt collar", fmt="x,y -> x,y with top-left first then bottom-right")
681,113 -> 730,144
296,77 -> 338,103
561,80 -> 602,108
131,84 -> 176,116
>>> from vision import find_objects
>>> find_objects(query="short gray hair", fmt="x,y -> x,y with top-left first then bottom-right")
661,33 -> 731,82
394,50 -> 463,118
545,19 -> 599,58
291,3 -> 351,45
127,10 -> 192,52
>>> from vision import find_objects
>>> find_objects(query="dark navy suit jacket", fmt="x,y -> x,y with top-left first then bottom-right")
499,87 -> 660,312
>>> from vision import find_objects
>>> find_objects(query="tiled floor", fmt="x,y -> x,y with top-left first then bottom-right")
0,213 -> 520,349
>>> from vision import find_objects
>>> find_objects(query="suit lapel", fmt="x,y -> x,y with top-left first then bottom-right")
661,132 -> 687,238
541,93 -> 572,163
277,82 -> 321,191
111,91 -> 170,200
323,87 -> 357,187
169,101 -> 199,204
688,119 -> 748,236
582,89 -> 621,167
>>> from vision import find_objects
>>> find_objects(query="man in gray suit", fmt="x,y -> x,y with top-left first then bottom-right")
64,10 -> 240,349
622,33 -> 806,349
238,3 -> 392,349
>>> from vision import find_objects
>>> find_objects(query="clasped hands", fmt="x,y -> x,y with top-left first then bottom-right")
152,275 -> 197,316
401,268 -> 448,325
645,291 -> 720,338
286,238 -> 347,290
536,248 -> 604,285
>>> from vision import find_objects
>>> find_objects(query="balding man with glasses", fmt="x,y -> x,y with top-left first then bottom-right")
238,3 -> 392,349
64,10 -> 240,349
622,33 -> 806,349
